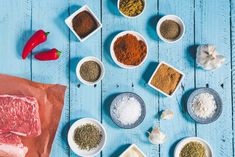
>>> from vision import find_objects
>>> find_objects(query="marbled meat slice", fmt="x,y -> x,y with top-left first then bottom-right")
0,133 -> 28,157
0,95 -> 41,137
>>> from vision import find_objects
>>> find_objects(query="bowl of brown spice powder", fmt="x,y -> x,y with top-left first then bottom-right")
65,5 -> 102,42
110,31 -> 148,69
156,15 -> 185,43
148,61 -> 184,97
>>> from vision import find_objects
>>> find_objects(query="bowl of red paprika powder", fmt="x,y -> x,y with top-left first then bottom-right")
110,31 -> 148,69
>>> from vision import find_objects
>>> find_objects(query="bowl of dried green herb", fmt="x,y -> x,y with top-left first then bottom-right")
68,118 -> 107,157
174,137 -> 212,157
76,56 -> 105,86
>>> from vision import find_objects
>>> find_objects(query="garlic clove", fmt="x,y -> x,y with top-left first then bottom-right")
161,109 -> 174,120
148,127 -> 167,145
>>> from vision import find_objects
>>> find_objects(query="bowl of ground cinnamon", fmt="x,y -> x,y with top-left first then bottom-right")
65,5 -> 102,42
156,15 -> 185,43
110,31 -> 148,69
148,61 -> 184,97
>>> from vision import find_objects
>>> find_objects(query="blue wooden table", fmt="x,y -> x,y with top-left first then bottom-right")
0,0 -> 234,157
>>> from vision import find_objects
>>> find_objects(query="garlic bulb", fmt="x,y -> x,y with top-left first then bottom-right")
161,109 -> 174,120
196,45 -> 225,70
148,127 -> 167,144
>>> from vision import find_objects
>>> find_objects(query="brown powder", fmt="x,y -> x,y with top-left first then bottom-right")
150,63 -> 182,95
160,20 -> 181,40
72,11 -> 98,39
114,34 -> 147,66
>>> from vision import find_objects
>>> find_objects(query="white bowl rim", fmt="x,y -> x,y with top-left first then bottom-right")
110,30 -> 148,69
65,5 -> 102,42
119,144 -> 147,157
147,61 -> 185,97
67,118 -> 107,157
117,0 -> 146,18
156,14 -> 185,43
76,56 -> 105,85
174,137 -> 213,157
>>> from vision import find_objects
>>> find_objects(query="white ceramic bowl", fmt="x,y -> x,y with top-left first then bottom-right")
156,15 -> 185,43
110,31 -> 148,69
148,61 -> 185,97
76,56 -> 105,86
117,0 -> 146,18
174,137 -> 213,157
65,5 -> 102,42
119,144 -> 147,157
68,118 -> 107,157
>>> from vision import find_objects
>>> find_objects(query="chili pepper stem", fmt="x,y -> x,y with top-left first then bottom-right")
45,32 -> 50,36
57,50 -> 62,57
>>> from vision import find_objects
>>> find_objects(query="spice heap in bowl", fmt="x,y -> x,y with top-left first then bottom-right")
187,87 -> 222,124
110,92 -> 146,129
65,5 -> 102,42
148,61 -> 184,97
174,137 -> 212,157
110,31 -> 148,69
74,124 -> 102,150
118,0 -> 145,18
157,15 -> 185,43
76,56 -> 105,85
68,118 -> 106,157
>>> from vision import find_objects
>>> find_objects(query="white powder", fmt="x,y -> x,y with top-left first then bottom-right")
191,92 -> 217,119
112,96 -> 142,125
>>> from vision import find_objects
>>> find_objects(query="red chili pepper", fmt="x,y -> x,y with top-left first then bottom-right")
34,48 -> 61,61
22,30 -> 49,59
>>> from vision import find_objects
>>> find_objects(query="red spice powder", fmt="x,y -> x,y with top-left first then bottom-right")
113,34 -> 147,66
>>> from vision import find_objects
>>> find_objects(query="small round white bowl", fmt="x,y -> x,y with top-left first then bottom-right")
117,0 -> 146,18
76,56 -> 105,86
156,15 -> 185,43
110,31 -> 148,69
174,137 -> 213,157
68,118 -> 107,157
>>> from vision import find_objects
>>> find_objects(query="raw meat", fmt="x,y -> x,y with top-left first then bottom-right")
0,95 -> 41,137
0,133 -> 28,157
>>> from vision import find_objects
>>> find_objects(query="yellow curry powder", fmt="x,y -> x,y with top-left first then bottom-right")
150,63 -> 182,95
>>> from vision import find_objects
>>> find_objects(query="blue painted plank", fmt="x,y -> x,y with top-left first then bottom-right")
232,0 -> 235,155
0,1 -> 234,157
195,0 -> 233,157
31,0 -> 70,156
101,0 -> 160,156
0,0 -> 31,78
68,0 -> 102,157
157,0 -> 196,157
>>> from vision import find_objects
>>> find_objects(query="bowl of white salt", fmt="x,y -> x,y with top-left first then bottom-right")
187,87 -> 222,124
110,92 -> 146,129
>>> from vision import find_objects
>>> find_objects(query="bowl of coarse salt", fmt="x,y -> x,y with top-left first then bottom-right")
110,92 -> 146,129
187,87 -> 222,124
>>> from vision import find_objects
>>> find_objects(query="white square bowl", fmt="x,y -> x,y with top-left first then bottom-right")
148,61 -> 185,97
119,144 -> 147,157
65,5 -> 102,42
